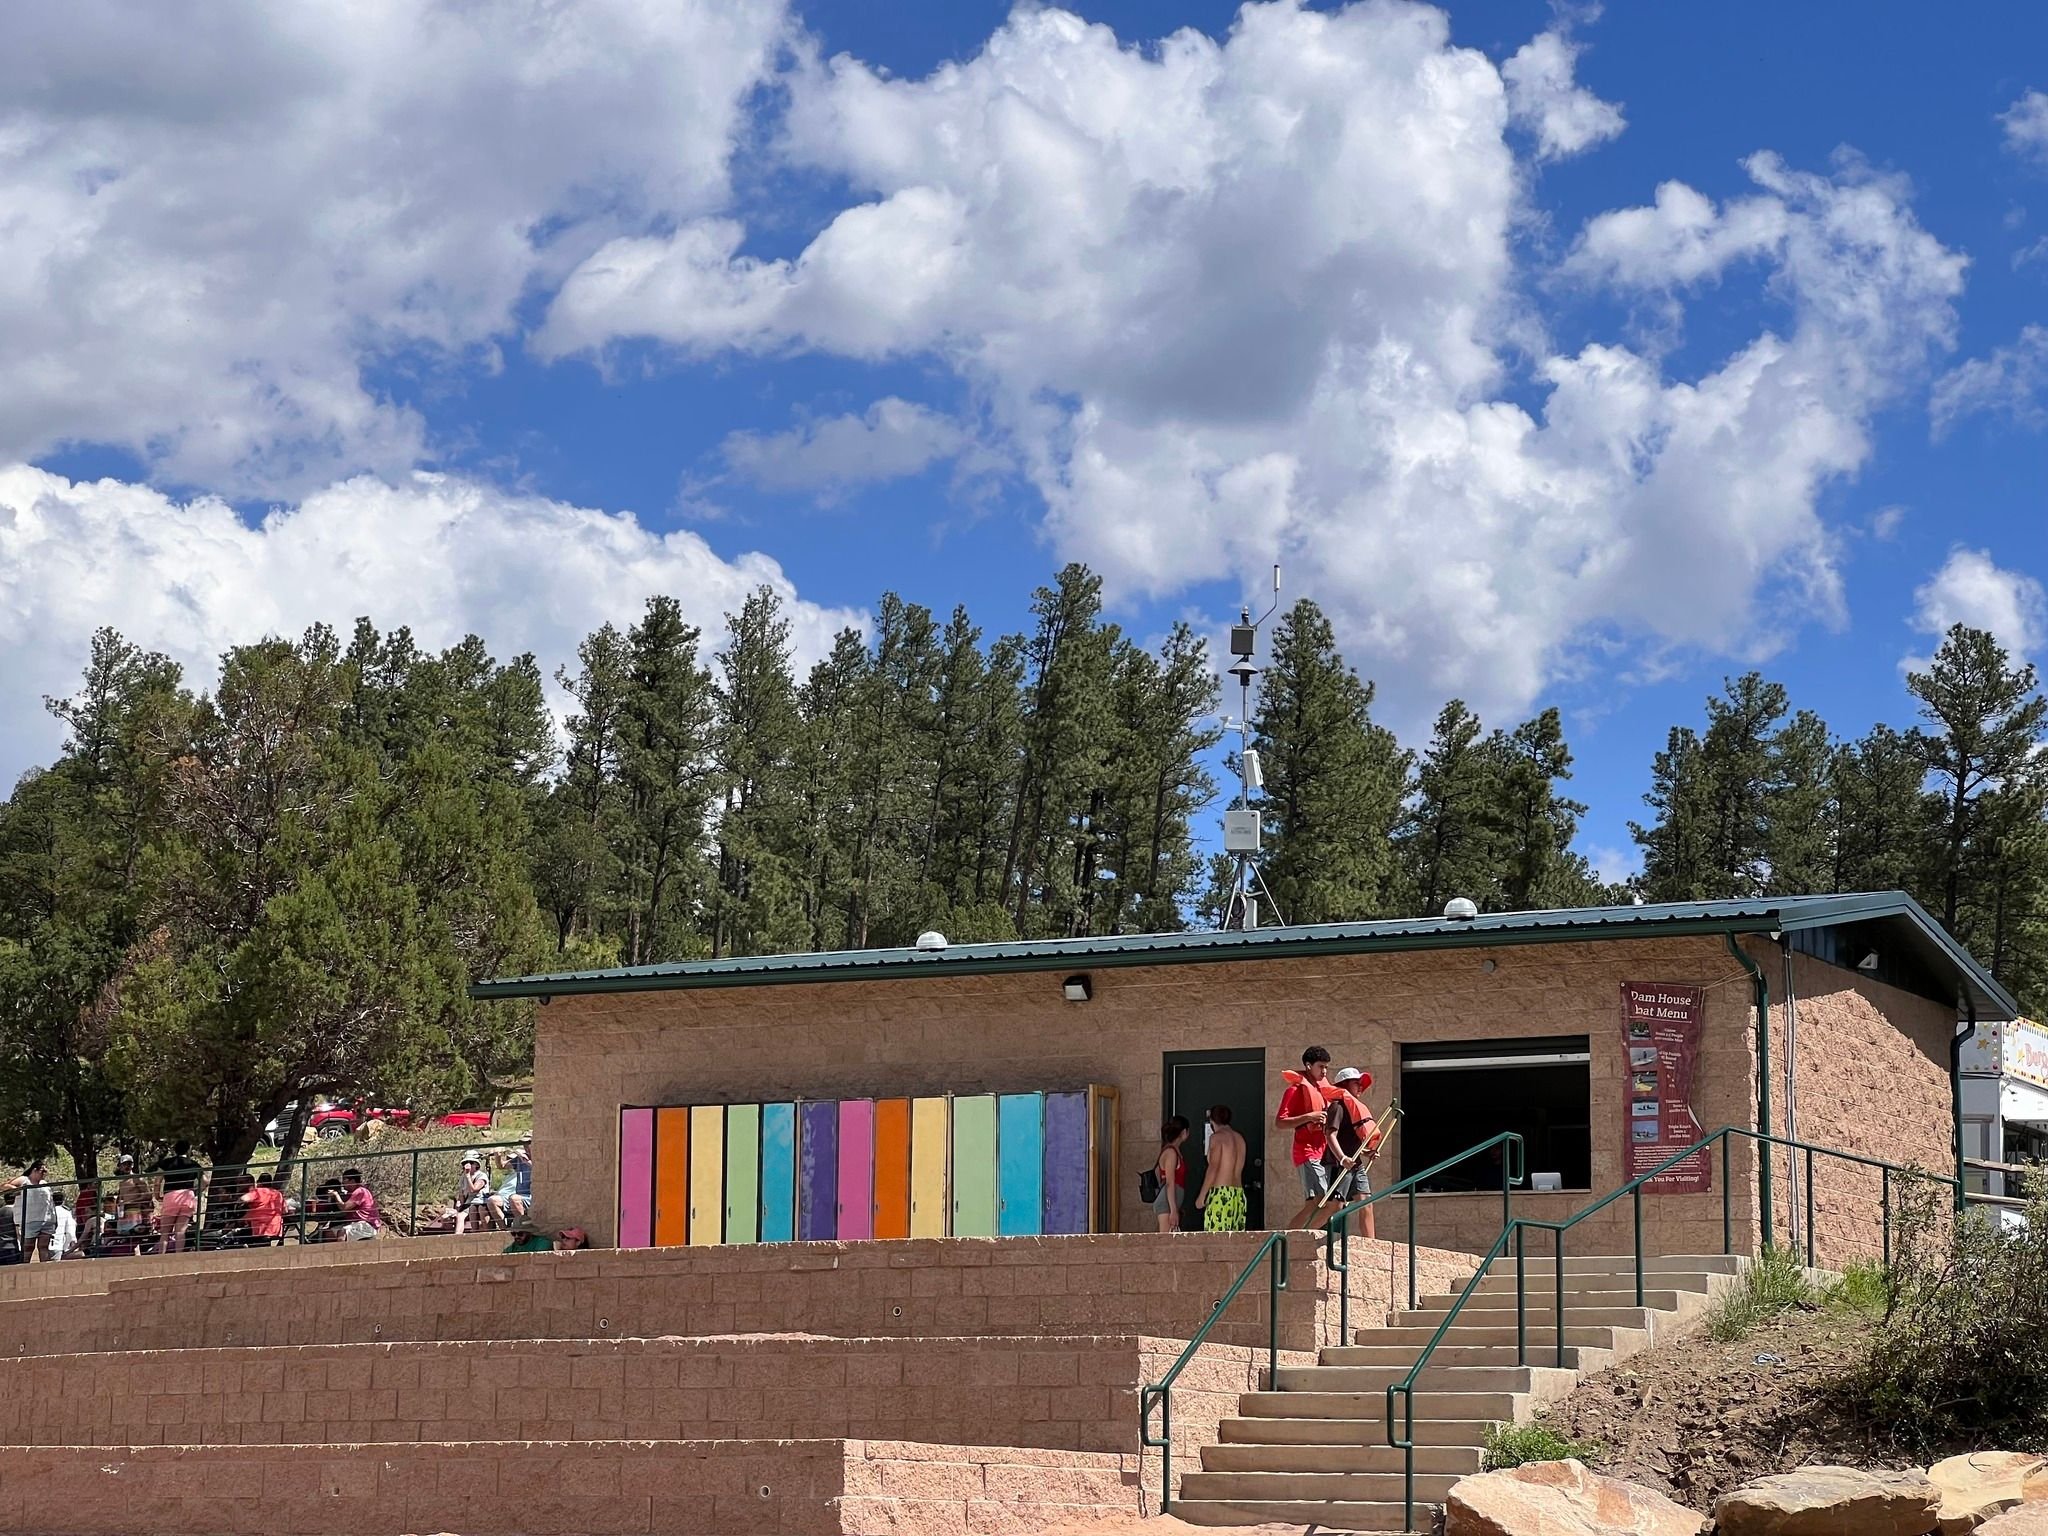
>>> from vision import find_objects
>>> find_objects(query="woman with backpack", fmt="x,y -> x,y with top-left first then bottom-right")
1144,1117 -> 1190,1232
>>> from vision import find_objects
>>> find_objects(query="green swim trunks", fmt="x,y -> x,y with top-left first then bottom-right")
1203,1185 -> 1248,1233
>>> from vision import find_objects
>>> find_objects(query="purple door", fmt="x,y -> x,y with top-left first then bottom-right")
837,1099 -> 875,1241
1042,1092 -> 1088,1234
798,1100 -> 839,1241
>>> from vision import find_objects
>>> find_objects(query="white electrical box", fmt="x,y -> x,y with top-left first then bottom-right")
1223,808 -> 1262,853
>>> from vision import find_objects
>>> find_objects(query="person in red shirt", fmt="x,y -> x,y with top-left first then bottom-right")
240,1173 -> 287,1244
1277,1046 -> 1335,1228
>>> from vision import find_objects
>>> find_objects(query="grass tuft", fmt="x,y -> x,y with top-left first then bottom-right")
1481,1421 -> 1602,1470
1705,1245 -> 1819,1341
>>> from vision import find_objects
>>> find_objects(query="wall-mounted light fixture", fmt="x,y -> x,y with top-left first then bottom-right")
1062,975 -> 1093,1003
1857,951 -> 1880,972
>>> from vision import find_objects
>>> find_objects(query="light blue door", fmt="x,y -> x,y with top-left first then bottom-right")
759,1102 -> 796,1242
997,1092 -> 1045,1236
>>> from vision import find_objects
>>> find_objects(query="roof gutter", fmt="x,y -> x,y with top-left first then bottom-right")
1725,931 -> 1775,1251
471,914 -> 1788,1001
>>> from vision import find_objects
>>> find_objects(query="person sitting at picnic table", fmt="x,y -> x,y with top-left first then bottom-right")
341,1168 -> 381,1240
241,1173 -> 287,1244
452,1152 -> 495,1234
488,1136 -> 532,1226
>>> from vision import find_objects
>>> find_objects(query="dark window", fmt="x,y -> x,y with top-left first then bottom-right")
1400,1036 -> 1592,1192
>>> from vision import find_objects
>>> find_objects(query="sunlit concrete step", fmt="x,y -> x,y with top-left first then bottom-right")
1462,1270 -> 1722,1298
1322,1342 -> 1610,1372
1274,1363 -> 1576,1405
1354,1322 -> 1644,1353
1407,1288 -> 1694,1316
1534,1253 -> 1745,1275
1393,1304 -> 1660,1330
1217,1415 -> 1494,1448
1237,1389 -> 1526,1422
1180,1469 -> 1462,1504
1169,1497 -> 1410,1531
1199,1442 -> 1482,1476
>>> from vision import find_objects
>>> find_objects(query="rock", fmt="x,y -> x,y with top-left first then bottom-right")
1931,1453 -> 2048,1533
1982,1509 -> 2048,1535
1713,1465 -> 1941,1536
1444,1459 -> 1705,1536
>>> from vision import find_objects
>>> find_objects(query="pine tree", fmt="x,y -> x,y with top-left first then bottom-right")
709,588 -> 808,957
1398,701 -> 1493,917
1252,600 -> 1411,924
1763,708 -> 1836,895
1633,727 -> 1718,901
1908,625 -> 2048,931
1831,726 -> 1937,895
1485,708 -> 1590,911
618,596 -> 717,963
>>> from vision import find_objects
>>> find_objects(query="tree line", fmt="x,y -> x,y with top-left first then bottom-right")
1,565 -> 2042,1177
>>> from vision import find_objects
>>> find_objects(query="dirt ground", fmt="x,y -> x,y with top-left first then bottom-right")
1535,1304 -> 1983,1513
1034,1520 -> 1306,1536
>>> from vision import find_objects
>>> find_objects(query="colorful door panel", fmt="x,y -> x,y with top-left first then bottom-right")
872,1098 -> 911,1239
688,1105 -> 723,1245
653,1106 -> 691,1247
618,1108 -> 654,1249
951,1095 -> 998,1237
997,1093 -> 1045,1236
798,1100 -> 839,1241
1041,1091 -> 1089,1234
724,1103 -> 761,1244
759,1102 -> 797,1243
909,1096 -> 949,1238
837,1099 -> 875,1241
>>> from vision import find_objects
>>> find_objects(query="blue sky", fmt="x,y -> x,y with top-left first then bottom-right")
3,0 -> 2044,888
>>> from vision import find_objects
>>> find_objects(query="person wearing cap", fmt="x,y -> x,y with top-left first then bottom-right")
114,1153 -> 153,1242
1323,1068 -> 1382,1239
488,1135 -> 532,1227
452,1152 -> 495,1234
504,1223 -> 587,1255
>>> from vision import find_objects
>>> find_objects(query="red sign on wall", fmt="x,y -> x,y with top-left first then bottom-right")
1620,982 -> 1710,1192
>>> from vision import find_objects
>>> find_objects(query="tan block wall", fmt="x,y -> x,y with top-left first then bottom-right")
536,934 -> 1839,1258
0,1333 -> 1265,1460
0,1231 -> 505,1301
0,1233 -> 1472,1360
0,1438 -> 1140,1536
1763,949 -> 1959,1267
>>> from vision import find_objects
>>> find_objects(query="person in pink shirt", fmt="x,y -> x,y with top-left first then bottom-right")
241,1173 -> 287,1243
341,1168 -> 381,1240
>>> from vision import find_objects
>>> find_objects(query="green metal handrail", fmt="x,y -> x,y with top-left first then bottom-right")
1382,1124 -> 1960,1532
1138,1131 -> 1523,1514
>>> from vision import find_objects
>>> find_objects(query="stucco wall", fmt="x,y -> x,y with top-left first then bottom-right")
531,933 -> 1954,1262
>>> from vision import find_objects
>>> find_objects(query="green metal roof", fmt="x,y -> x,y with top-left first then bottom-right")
473,890 -> 2018,1019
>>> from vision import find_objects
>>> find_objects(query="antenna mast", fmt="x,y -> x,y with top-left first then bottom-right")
1221,566 -> 1283,931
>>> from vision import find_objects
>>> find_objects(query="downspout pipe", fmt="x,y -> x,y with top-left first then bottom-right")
1953,1003 -> 1977,1213
1725,931 -> 1774,1250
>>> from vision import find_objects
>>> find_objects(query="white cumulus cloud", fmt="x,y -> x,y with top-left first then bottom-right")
2003,90 -> 2048,168
1911,547 -> 2047,663
1502,30 -> 1625,161
0,0 -> 787,496
542,2 -> 1966,724
1931,324 -> 2048,436
0,467 -> 862,788
721,398 -> 970,496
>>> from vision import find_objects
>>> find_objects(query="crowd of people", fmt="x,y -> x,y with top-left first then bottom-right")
0,1134 -> 546,1262
1148,1045 -> 1384,1236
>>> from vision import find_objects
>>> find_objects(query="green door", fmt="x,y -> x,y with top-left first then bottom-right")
951,1094 -> 998,1237
724,1103 -> 761,1244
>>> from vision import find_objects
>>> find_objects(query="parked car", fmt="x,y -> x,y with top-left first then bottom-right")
264,1100 -> 494,1143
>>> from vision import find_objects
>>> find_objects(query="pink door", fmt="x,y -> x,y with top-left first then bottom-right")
836,1099 -> 875,1241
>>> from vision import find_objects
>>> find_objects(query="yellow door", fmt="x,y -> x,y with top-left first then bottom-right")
909,1096 -> 949,1238
689,1105 -> 724,1245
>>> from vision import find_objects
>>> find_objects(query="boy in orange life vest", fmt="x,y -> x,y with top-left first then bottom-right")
1327,1066 -> 1381,1239
1276,1046 -> 1336,1229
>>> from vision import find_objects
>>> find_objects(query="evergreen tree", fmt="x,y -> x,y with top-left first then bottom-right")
618,596 -> 716,963
1251,600 -> 1411,923
1398,701 -> 1493,917
709,588 -> 808,957
1831,726 -> 1937,895
1764,708 -> 1837,896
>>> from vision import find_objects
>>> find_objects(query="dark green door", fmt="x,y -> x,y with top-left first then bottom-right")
1163,1048 -> 1266,1231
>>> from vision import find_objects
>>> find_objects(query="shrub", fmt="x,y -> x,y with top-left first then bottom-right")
1826,1257 -> 1890,1319
1841,1171 -> 2048,1452
1481,1421 -> 1601,1470
1704,1244 -> 1819,1340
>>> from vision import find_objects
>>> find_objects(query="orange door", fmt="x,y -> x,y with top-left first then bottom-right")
653,1107 -> 689,1247
872,1097 -> 912,1239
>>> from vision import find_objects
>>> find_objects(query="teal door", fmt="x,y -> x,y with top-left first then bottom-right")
996,1093 -> 1044,1236
951,1095 -> 998,1237
759,1102 -> 796,1242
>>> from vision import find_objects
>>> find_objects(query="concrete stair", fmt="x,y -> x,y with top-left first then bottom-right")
1170,1253 -> 1746,1532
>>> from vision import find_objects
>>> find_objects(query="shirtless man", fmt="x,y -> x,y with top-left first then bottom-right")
1194,1105 -> 1248,1232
